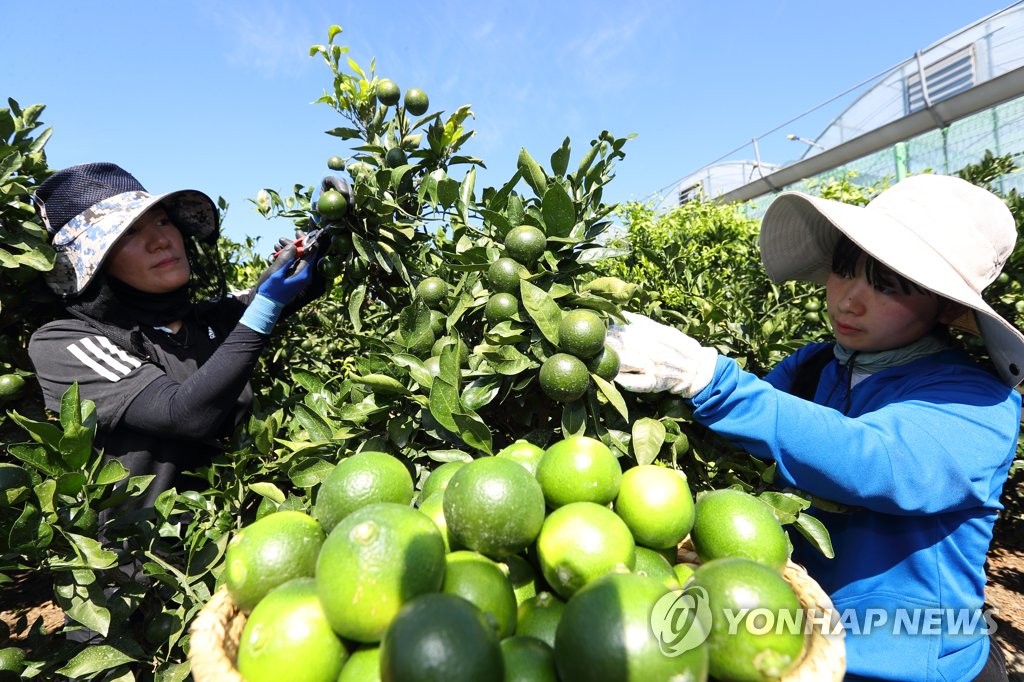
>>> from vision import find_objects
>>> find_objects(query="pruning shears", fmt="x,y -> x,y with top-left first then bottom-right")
255,176 -> 353,288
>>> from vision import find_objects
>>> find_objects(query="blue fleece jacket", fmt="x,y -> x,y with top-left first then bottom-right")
688,342 -> 1020,681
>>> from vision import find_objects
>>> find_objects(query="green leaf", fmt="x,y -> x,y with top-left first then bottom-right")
461,376 -> 502,411
560,402 -> 587,437
0,248 -> 18,268
758,491 -> 811,524
153,489 -> 176,519
62,576 -> 112,637
15,244 -> 54,270
482,345 -> 534,376
58,422 -> 93,471
520,280 -> 562,346
8,503 -> 45,550
438,345 -> 461,388
55,471 -> 86,496
349,283 -> 366,331
592,374 -> 628,421
437,174 -> 460,208
428,377 -> 460,433
292,404 -> 335,443
353,374 -> 410,395
458,167 -> 476,224
424,449 -> 474,464
517,147 -> 548,197
396,357 -> 433,389
95,459 -> 129,486
397,300 -> 434,354
582,276 -> 638,304
49,531 -> 118,570
576,140 -> 602,177
155,661 -> 192,682
292,368 -> 326,393
59,383 -> 83,431
506,193 -> 526,227
551,137 -> 571,177
326,126 -> 364,140
34,478 -> 56,515
479,208 -> 512,237
631,418 -> 666,466
289,457 -> 336,489
8,412 -> 64,450
8,443 -> 60,477
249,482 -> 286,504
793,513 -> 835,559
56,645 -> 136,678
250,417 -> 275,456
452,411 -> 493,455
541,183 -> 576,238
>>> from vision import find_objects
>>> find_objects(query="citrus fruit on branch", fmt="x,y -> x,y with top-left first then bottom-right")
538,353 -> 590,403
503,224 -> 547,264
558,309 -> 606,359
404,87 -> 430,116
317,188 -> 349,221
376,78 -> 401,106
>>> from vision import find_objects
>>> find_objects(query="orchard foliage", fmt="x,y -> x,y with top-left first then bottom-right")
596,175 -> 879,375
0,100 -> 61,394
2,26 -> 1024,680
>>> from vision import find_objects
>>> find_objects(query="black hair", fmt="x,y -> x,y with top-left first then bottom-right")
830,234 -> 929,295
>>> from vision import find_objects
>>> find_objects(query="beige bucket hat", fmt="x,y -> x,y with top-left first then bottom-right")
758,173 -> 1024,387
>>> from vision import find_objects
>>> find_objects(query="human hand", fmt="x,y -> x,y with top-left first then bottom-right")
605,311 -> 718,398
240,254 -> 315,335
256,254 -> 314,306
321,175 -> 353,206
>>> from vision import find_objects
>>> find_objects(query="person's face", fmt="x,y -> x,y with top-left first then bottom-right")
104,206 -> 190,293
825,255 -> 959,352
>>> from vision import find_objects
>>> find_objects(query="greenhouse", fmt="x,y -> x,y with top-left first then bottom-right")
658,1 -> 1024,214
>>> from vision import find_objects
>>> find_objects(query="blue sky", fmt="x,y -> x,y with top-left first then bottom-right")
2,1 -> 1014,247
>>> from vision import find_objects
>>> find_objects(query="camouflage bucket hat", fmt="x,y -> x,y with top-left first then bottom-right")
34,162 -> 219,297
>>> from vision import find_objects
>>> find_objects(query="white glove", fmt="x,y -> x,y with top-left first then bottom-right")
605,312 -> 718,398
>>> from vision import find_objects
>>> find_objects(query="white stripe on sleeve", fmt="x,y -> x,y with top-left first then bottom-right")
67,343 -> 122,382
66,335 -> 142,382
79,337 -> 133,375
96,336 -> 143,368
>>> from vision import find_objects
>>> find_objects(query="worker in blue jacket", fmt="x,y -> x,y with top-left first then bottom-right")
607,174 -> 1018,681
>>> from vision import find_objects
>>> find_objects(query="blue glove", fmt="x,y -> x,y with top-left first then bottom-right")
240,254 -> 315,335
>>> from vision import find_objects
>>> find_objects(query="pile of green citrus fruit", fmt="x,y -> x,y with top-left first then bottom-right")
218,440 -> 812,682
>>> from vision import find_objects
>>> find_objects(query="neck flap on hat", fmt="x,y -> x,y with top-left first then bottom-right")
68,274 -> 193,329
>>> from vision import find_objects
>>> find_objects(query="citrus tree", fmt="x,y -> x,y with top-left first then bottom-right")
235,25 -> 643,490
0,100 -> 60,418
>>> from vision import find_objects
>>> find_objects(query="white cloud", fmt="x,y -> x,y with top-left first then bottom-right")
200,1 -> 324,78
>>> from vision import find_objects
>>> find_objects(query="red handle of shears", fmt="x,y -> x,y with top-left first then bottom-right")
273,233 -> 313,260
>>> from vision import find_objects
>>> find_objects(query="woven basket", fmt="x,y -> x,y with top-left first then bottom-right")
190,547 -> 845,682
677,538 -> 846,682
189,586 -> 247,682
